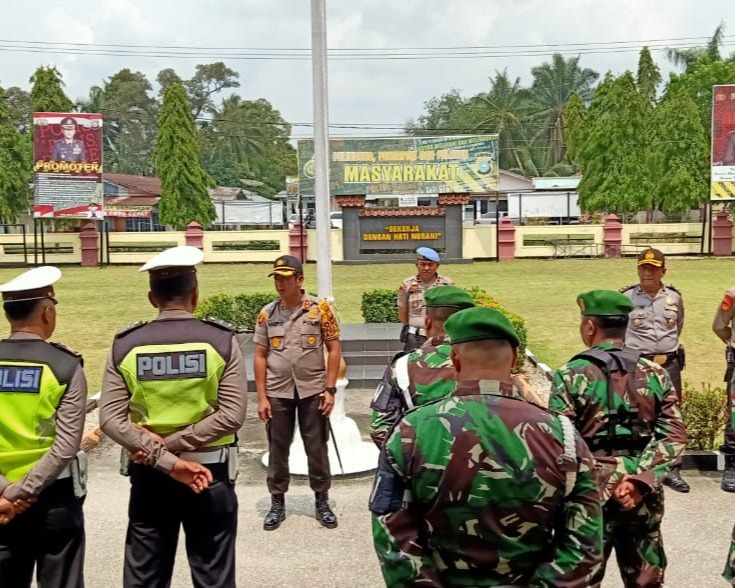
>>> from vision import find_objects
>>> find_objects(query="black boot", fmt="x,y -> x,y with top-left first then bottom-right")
722,455 -> 735,492
663,467 -> 690,493
263,494 -> 286,531
315,492 -> 338,529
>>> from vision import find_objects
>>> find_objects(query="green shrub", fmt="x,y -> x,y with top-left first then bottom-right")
681,383 -> 729,450
463,286 -> 527,370
361,289 -> 400,323
361,285 -> 528,370
195,292 -> 275,332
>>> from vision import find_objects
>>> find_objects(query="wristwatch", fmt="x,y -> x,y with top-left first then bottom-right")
324,386 -> 337,395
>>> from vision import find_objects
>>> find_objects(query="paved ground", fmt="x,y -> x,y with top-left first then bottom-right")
81,387 -> 735,587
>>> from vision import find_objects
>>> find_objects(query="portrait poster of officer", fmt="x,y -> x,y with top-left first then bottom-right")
33,112 -> 104,218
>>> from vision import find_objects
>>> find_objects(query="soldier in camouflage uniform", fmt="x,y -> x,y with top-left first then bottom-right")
550,290 -> 687,588
711,286 -> 735,491
370,286 -> 474,446
397,247 -> 454,352
370,306 -> 603,587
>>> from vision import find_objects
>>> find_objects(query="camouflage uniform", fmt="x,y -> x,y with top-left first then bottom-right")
550,342 -> 687,588
369,335 -> 456,447
723,526 -> 735,583
370,380 -> 603,587
397,274 -> 453,351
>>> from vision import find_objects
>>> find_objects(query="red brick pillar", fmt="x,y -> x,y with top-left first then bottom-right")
79,222 -> 99,267
184,222 -> 204,249
713,210 -> 734,256
289,220 -> 307,261
603,214 -> 623,258
497,217 -> 516,261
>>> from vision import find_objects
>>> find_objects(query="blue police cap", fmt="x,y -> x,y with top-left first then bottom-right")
416,247 -> 440,263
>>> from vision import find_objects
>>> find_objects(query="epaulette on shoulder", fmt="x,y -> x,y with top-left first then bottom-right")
665,283 -> 681,295
49,341 -> 83,364
619,284 -> 636,293
201,317 -> 235,332
115,321 -> 148,338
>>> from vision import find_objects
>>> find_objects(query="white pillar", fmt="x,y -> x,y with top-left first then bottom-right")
311,0 -> 333,299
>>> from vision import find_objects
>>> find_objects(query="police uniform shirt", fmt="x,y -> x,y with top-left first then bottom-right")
253,294 -> 340,399
713,286 -> 735,345
622,284 -> 684,354
100,309 -> 247,473
51,140 -> 87,162
0,332 -> 87,501
397,274 -> 454,328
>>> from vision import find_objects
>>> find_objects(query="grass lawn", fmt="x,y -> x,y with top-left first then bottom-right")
2,256 -> 732,393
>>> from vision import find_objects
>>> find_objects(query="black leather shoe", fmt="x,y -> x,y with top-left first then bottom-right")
664,469 -> 690,493
315,492 -> 338,529
264,494 -> 286,531
722,456 -> 735,492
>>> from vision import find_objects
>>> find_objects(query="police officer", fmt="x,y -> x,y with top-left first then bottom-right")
370,285 -> 474,446
397,247 -> 454,352
51,118 -> 87,162
370,307 -> 603,586
0,266 -> 87,588
620,247 -> 689,493
100,246 -> 247,588
712,286 -> 735,491
550,290 -> 687,588
254,255 -> 341,531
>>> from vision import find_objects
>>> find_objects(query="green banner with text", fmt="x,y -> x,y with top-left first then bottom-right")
297,135 -> 498,196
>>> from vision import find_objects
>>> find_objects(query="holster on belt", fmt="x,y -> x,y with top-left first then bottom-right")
227,445 -> 239,484
70,450 -> 88,498
677,345 -> 686,370
399,324 -> 409,343
119,447 -> 130,477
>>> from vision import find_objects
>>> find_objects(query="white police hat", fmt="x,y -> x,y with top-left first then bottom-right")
0,266 -> 61,302
139,246 -> 204,275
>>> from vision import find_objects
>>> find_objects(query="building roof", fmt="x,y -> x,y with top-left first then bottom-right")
208,186 -> 274,203
104,173 -> 162,196
105,196 -> 159,207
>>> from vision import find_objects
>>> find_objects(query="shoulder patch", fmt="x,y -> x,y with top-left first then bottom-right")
49,341 -> 83,362
619,284 -> 636,293
115,321 -> 147,338
201,317 -> 235,332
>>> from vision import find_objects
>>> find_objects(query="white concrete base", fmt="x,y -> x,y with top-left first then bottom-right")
261,378 -> 380,476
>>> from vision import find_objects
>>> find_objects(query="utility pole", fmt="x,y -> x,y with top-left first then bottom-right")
311,0 -> 333,299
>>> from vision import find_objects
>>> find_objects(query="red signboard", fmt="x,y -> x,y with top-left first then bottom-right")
33,112 -> 104,217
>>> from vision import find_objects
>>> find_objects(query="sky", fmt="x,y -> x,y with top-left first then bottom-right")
1,0 -> 735,139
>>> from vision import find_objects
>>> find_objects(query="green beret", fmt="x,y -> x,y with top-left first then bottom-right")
444,307 -> 520,348
424,286 -> 475,309
577,290 -> 634,316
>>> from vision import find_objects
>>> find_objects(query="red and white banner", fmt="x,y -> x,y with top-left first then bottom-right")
33,112 -> 104,218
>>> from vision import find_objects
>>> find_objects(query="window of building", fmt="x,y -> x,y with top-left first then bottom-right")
125,210 -> 165,232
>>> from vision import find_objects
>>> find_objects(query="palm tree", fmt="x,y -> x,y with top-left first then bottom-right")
468,70 -> 533,170
666,22 -> 725,70
527,54 -> 600,163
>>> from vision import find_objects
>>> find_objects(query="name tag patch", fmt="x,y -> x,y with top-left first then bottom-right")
0,366 -> 43,393
136,351 -> 207,381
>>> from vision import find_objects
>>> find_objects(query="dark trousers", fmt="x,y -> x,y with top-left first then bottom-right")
723,365 -> 735,454
594,491 -> 666,588
124,462 -> 237,588
0,478 -> 85,588
650,355 -> 684,471
267,394 -> 330,494
403,333 -> 427,353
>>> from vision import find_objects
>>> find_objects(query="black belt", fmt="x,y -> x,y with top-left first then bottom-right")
640,351 -> 677,367
589,438 -> 649,458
